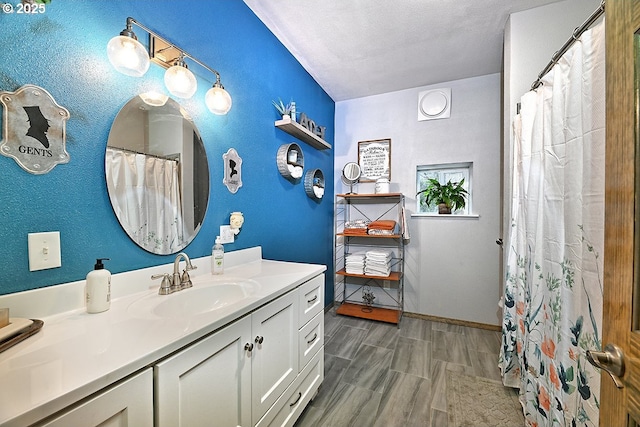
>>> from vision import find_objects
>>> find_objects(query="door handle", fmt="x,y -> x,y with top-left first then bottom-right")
586,343 -> 625,389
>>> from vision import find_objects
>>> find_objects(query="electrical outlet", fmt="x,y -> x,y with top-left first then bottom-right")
219,225 -> 234,244
28,231 -> 61,271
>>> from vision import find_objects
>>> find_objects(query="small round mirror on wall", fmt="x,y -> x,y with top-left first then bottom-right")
342,162 -> 361,194
105,93 -> 210,255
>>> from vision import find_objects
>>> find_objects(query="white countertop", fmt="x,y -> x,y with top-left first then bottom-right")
0,247 -> 326,426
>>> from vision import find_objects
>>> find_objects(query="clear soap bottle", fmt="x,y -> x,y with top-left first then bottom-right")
212,236 -> 224,275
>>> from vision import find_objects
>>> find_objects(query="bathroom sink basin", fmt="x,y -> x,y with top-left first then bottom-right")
154,284 -> 249,317
128,278 -> 260,319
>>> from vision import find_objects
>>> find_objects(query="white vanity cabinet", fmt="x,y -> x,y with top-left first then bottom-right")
36,369 -> 153,427
154,275 -> 323,427
256,274 -> 324,427
0,250 -> 327,427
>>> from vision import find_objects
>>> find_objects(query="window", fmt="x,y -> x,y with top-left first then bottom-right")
416,162 -> 472,215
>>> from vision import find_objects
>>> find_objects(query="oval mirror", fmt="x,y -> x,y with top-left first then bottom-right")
342,162 -> 361,194
106,93 -> 209,255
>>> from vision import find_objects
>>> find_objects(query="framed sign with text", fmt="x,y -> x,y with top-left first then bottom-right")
358,139 -> 391,182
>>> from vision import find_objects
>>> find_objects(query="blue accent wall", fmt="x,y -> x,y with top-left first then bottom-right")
0,0 -> 335,305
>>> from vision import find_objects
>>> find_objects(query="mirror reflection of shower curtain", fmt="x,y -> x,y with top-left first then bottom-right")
499,20 -> 604,426
106,147 -> 185,253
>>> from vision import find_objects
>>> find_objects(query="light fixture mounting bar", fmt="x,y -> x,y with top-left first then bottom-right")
149,34 -> 182,70
125,17 -> 222,84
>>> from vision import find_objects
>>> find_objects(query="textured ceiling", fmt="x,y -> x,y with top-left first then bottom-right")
244,0 -> 566,101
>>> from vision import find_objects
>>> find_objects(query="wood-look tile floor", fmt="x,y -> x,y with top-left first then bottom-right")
294,308 -> 519,427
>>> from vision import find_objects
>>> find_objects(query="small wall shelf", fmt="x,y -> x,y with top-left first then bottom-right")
304,168 -> 325,200
276,143 -> 304,180
275,116 -> 331,150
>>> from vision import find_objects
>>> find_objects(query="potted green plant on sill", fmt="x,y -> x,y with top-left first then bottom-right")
416,178 -> 468,214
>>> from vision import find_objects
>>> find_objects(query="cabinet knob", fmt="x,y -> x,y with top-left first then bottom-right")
244,343 -> 254,352
255,336 -> 264,344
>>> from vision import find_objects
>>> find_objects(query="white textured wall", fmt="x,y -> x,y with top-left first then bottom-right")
335,74 -> 502,325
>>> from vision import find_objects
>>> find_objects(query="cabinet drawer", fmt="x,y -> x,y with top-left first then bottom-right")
255,349 -> 324,427
298,274 -> 324,327
38,369 -> 153,427
298,311 -> 323,370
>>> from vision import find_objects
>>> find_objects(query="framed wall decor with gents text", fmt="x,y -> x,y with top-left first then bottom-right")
358,139 -> 391,182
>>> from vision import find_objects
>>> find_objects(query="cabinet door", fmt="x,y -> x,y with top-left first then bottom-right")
155,316 -> 252,427
252,289 -> 299,424
38,369 -> 153,427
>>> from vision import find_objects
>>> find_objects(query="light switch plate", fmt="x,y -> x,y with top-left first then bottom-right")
28,231 -> 61,271
219,225 -> 234,244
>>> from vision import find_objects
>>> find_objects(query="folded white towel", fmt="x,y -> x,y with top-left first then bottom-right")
364,267 -> 391,277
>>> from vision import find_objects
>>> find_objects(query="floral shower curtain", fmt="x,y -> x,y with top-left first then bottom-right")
499,20 -> 605,426
106,147 -> 185,254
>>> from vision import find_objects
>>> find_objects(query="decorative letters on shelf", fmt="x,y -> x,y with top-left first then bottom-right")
298,112 -> 326,140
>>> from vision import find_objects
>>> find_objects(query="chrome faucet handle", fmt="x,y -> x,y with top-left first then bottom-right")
152,273 -> 173,295
181,269 -> 193,289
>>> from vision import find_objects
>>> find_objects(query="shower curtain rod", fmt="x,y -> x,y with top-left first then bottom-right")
530,0 -> 605,91
107,146 -> 180,162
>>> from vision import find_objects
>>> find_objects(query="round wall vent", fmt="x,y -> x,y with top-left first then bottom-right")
418,88 -> 451,121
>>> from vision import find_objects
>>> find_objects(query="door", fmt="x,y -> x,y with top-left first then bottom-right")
600,2 -> 640,425
155,316 -> 252,427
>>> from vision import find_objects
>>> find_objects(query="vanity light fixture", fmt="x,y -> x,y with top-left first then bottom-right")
107,17 -> 232,114
164,54 -> 197,99
106,20 -> 150,77
205,80 -> 232,115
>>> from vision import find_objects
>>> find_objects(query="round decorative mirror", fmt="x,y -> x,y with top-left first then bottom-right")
342,162 -> 361,194
106,93 -> 209,255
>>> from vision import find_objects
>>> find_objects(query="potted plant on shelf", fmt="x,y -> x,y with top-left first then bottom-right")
272,98 -> 293,119
416,178 -> 468,214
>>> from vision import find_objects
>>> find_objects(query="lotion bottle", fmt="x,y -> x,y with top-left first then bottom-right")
212,237 -> 224,275
86,258 -> 111,313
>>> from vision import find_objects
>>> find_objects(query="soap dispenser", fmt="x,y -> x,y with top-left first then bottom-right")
86,258 -> 111,313
212,237 -> 224,275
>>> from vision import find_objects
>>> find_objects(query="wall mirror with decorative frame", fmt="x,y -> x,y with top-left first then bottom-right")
105,93 -> 209,255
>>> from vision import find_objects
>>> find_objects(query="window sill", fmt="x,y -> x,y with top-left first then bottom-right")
410,213 -> 480,219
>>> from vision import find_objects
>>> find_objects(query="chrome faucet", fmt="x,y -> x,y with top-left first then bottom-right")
151,252 -> 197,295
172,252 -> 196,292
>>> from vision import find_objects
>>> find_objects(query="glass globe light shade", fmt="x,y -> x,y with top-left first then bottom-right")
139,91 -> 169,107
164,65 -> 197,99
205,85 -> 232,115
106,35 -> 150,77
